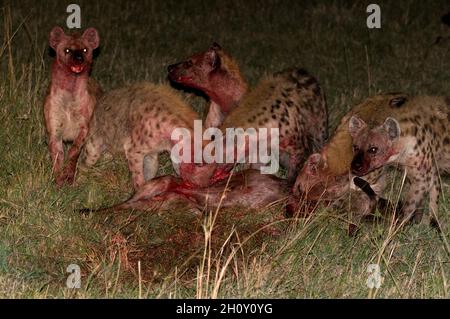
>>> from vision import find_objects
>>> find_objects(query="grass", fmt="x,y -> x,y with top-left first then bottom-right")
0,0 -> 449,298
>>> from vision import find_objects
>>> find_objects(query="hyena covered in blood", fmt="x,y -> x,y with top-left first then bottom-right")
169,44 -> 328,182
292,94 -> 411,220
44,26 -> 102,186
82,83 -> 230,190
168,43 -> 248,128
348,96 -> 450,224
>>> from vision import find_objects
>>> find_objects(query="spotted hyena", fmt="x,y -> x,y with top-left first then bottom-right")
169,45 -> 327,182
82,83 -> 231,190
291,93 -> 416,222
44,26 -> 102,186
218,68 -> 328,183
348,96 -> 450,224
168,43 -> 248,128
294,94 -> 411,200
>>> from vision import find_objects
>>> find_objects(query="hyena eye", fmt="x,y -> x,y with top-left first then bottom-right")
368,147 -> 378,154
64,48 -> 71,54
83,48 -> 88,53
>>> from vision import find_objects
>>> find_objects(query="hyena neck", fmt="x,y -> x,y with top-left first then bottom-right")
50,60 -> 90,93
207,75 -> 248,114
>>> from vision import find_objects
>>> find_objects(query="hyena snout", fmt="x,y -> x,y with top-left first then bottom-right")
351,151 -> 369,176
167,62 -> 192,83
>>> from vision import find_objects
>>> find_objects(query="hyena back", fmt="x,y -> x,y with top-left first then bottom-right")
220,68 -> 328,183
44,26 -> 102,186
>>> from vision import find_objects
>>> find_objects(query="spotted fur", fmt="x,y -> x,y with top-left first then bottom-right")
221,68 -> 328,183
82,82 -> 202,190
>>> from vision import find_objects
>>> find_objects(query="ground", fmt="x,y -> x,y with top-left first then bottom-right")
0,0 -> 448,298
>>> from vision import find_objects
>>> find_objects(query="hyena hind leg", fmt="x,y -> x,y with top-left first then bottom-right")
143,153 -> 159,181
425,169 -> 441,226
82,135 -> 104,167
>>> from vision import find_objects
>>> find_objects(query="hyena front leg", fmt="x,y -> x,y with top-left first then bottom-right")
126,147 -> 147,190
82,134 -> 104,167
143,153 -> 159,181
48,137 -> 64,179
57,126 -> 89,185
426,168 -> 441,226
45,114 -> 64,181
402,167 -> 429,224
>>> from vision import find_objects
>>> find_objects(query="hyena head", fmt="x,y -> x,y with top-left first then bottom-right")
349,116 -> 401,176
49,26 -> 100,75
293,153 -> 350,201
168,42 -> 228,92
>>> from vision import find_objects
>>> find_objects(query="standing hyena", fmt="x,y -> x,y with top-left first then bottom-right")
44,26 -> 101,186
348,96 -> 450,224
168,43 -> 248,128
82,83 -> 226,190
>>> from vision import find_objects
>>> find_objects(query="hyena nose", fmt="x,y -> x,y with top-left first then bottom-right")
351,161 -> 362,174
351,152 -> 365,175
73,51 -> 84,63
351,160 -> 366,175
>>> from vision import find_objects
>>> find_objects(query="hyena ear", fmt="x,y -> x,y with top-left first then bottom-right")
208,48 -> 221,69
348,116 -> 367,138
49,26 -> 66,49
82,27 -> 100,49
383,117 -> 401,140
211,42 -> 222,51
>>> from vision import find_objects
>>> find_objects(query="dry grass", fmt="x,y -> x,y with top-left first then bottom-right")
0,0 -> 448,298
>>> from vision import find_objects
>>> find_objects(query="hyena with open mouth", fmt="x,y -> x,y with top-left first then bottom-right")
82,81 -> 237,190
168,43 -> 248,128
44,26 -> 102,186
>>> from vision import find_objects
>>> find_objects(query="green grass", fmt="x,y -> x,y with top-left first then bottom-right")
0,0 -> 449,298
